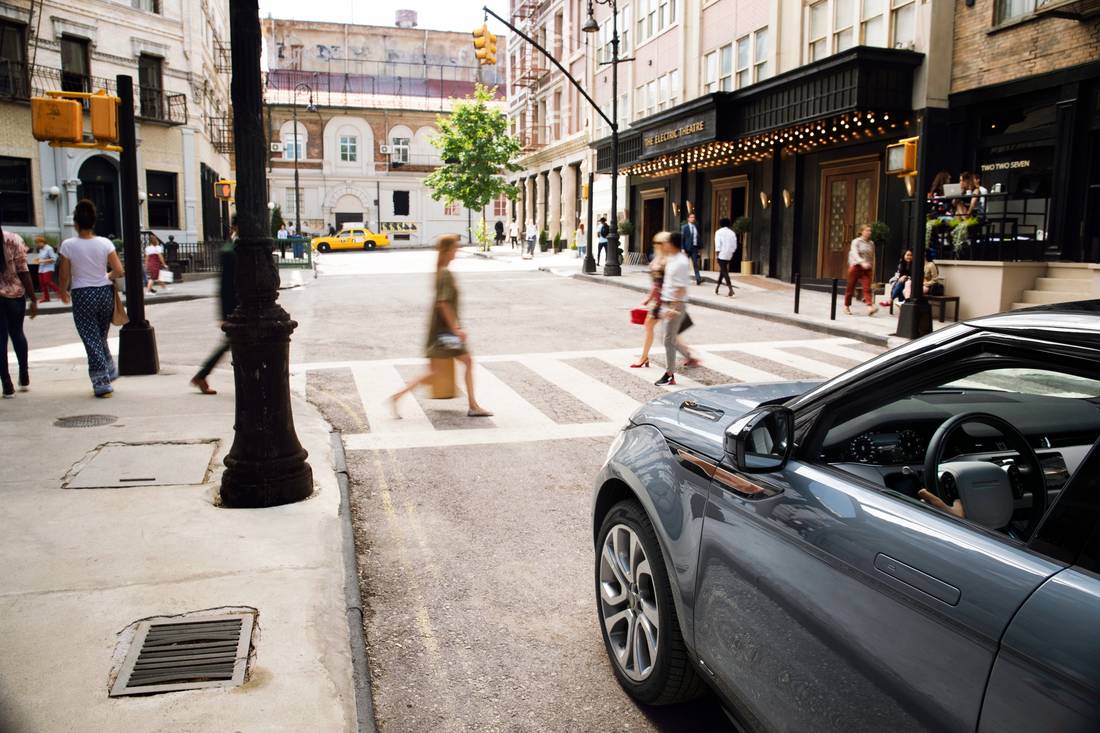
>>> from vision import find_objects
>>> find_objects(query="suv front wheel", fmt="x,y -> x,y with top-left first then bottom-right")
596,500 -> 705,705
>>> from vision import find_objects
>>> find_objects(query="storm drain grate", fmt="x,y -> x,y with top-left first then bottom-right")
54,414 -> 118,429
109,613 -> 254,697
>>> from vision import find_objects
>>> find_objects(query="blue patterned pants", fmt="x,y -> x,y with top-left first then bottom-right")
71,285 -> 115,391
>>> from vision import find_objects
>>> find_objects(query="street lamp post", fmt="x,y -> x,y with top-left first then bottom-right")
221,0 -> 312,508
290,82 -> 315,236
583,0 -> 622,277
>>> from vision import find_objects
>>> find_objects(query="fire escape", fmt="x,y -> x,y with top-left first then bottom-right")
511,0 -> 547,153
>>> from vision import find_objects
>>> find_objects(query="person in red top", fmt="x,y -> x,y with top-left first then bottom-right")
0,229 -> 38,397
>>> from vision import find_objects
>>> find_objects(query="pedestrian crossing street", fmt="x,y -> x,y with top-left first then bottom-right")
292,337 -> 880,451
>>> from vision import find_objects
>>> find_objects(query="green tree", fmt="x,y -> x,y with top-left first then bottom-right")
270,205 -> 285,238
425,84 -> 522,251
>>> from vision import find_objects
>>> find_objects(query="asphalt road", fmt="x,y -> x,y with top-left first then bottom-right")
16,249 -> 882,731
293,250 -> 883,732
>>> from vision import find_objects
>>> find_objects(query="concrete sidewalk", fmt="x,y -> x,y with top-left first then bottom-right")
0,361 -> 358,731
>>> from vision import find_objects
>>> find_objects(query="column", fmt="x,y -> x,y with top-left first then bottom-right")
548,166 -> 562,241
534,172 -> 545,236
561,163 -> 577,242
180,127 -> 200,241
525,176 -> 536,228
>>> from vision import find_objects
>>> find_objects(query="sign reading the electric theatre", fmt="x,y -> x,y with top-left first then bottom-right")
642,110 -> 716,156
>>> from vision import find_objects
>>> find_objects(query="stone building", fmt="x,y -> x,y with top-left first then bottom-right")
262,13 -> 507,244
0,0 -> 234,242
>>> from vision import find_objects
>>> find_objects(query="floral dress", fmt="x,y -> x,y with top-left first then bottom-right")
647,257 -> 665,319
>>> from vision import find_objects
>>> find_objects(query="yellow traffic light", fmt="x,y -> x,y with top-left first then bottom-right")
31,97 -> 82,143
213,179 -> 235,201
473,24 -> 496,65
89,90 -> 119,144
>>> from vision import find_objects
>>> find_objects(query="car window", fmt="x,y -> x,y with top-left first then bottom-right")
337,231 -> 351,239
944,369 -> 1100,399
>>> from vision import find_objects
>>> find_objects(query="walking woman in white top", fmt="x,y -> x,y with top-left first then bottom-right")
59,199 -> 125,397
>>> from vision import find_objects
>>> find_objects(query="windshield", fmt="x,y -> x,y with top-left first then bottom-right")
943,368 -> 1100,400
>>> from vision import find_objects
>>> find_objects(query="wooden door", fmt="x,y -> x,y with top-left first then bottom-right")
818,161 -> 878,279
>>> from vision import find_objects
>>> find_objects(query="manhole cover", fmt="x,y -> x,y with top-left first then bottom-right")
54,414 -> 118,428
110,613 -> 254,697
64,441 -> 218,489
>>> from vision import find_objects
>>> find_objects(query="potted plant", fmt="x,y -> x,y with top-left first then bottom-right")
552,232 -> 563,253
870,221 -> 890,282
732,216 -> 752,274
539,229 -> 550,252
617,218 -> 634,260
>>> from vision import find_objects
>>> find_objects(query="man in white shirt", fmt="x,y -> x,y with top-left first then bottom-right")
714,217 -> 738,297
524,220 -> 538,258
508,219 -> 519,248
656,231 -> 700,386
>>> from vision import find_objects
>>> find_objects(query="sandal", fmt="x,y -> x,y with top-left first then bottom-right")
630,358 -> 650,368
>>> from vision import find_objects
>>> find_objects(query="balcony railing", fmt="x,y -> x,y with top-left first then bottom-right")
0,61 -> 186,124
264,66 -> 504,110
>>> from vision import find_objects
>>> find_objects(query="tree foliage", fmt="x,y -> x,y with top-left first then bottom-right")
425,84 -> 522,217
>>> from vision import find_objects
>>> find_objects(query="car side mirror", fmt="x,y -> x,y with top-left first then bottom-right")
725,406 -> 795,473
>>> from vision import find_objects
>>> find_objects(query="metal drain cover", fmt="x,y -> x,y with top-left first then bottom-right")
110,613 -> 254,696
64,441 -> 217,489
54,414 -> 118,428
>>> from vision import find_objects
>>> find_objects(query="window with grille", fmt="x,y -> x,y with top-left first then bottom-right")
996,0 -> 1036,24
339,135 -> 357,162
146,171 -> 178,228
703,51 -> 718,93
807,0 -> 919,61
493,194 -> 508,218
286,187 -> 304,213
735,37 -> 750,89
283,133 -> 304,160
444,200 -> 461,216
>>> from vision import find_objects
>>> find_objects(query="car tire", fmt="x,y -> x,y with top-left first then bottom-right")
318,243 -> 331,253
596,500 -> 706,705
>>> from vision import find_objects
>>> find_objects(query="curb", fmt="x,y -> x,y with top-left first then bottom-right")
330,431 -> 377,733
34,293 -> 203,316
571,272 -> 893,347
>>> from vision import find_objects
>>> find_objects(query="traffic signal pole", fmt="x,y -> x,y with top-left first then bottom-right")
116,74 -> 159,376
481,6 -> 619,276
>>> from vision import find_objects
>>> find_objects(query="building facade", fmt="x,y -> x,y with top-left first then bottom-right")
262,14 -> 507,244
0,0 -> 234,243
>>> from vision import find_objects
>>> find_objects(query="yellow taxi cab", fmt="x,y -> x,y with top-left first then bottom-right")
310,226 -> 391,252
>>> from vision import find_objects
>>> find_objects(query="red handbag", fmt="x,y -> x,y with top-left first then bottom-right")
630,308 -> 648,325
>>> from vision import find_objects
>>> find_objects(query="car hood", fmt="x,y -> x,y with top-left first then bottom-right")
631,380 -> 821,460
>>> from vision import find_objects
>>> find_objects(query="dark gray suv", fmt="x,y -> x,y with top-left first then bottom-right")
593,302 -> 1100,732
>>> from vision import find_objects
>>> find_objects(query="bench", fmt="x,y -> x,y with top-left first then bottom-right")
887,294 -> 960,322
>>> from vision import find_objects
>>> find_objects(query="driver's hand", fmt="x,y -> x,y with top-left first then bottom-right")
918,489 -> 965,519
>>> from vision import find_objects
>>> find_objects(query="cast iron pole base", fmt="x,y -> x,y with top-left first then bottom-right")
582,251 -> 597,274
219,237 -> 313,508
896,300 -> 933,340
603,232 -> 622,277
118,321 -> 159,375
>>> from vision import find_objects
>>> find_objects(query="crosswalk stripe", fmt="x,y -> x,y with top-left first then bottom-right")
518,355 -> 640,423
343,421 -> 622,451
688,348 -> 778,383
351,363 -> 433,434
472,363 -> 554,429
592,349 -> 706,391
737,344 -> 845,378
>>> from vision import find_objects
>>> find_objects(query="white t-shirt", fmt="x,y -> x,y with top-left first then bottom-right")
144,243 -> 163,258
277,229 -> 289,239
715,227 -> 738,261
60,236 -> 115,290
662,251 -> 692,303
508,222 -> 518,237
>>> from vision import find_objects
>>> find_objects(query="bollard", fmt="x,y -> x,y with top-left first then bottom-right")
830,278 -> 839,320
794,272 -> 801,314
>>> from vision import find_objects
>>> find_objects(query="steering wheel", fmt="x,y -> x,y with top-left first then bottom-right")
923,412 -> 1047,536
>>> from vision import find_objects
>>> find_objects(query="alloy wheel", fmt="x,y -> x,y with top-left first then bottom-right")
599,523 -> 660,681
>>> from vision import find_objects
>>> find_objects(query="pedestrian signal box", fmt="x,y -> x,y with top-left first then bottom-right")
90,91 -> 119,144
31,89 -> 121,150
213,179 -> 235,201
31,97 -> 82,143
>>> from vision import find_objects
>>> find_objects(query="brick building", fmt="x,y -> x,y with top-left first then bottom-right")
262,13 -> 507,244
0,0 -> 234,243
926,0 -> 1100,317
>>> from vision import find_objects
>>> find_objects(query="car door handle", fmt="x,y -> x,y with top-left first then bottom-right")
874,553 -> 961,606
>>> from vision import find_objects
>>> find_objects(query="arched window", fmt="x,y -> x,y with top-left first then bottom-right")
388,125 -> 414,164
280,120 -> 308,160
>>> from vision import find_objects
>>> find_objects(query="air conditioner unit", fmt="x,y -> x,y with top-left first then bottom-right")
379,144 -> 392,154
270,142 -> 284,152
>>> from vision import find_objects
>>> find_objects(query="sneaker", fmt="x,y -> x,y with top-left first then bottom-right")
94,385 -> 114,399
655,372 -> 676,386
